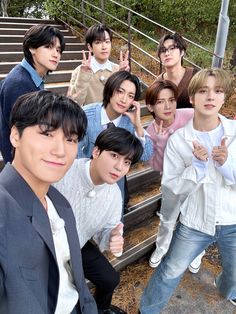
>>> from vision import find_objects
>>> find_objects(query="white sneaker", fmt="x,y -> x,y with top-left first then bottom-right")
149,249 -> 163,268
188,250 -> 206,274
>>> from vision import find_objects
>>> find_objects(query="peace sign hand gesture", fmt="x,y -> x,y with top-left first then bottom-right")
81,50 -> 92,73
119,50 -> 130,71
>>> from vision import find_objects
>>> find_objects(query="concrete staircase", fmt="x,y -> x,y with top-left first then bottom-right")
0,16 -> 161,269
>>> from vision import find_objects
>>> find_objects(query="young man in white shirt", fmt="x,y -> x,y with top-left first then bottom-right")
140,68 -> 236,313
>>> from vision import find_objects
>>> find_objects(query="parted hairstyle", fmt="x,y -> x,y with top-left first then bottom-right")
85,23 -> 112,47
157,32 -> 187,64
94,127 -> 143,165
23,24 -> 65,67
188,68 -> 232,99
10,90 -> 87,142
103,70 -> 141,108
146,80 -> 178,118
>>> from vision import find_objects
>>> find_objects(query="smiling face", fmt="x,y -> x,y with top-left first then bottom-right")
190,75 -> 225,119
90,148 -> 132,185
147,88 -> 177,126
159,39 -> 182,68
11,125 -> 78,192
30,37 -> 61,76
105,80 -> 136,120
88,31 -> 112,64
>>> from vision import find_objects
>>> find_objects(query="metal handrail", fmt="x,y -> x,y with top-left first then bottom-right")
52,0 -> 218,82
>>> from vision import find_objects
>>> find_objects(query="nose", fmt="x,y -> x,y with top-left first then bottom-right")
114,159 -> 123,172
207,89 -> 215,100
164,100 -> 170,109
52,47 -> 60,58
120,93 -> 127,103
51,137 -> 66,157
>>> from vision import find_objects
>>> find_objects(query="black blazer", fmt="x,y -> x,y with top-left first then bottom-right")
0,164 -> 97,314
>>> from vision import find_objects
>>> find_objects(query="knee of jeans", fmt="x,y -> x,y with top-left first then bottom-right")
161,259 -> 186,279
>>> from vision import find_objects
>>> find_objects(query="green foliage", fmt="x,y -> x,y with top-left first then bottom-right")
6,0 -> 46,18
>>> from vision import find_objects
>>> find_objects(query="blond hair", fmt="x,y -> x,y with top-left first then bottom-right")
188,68 -> 232,98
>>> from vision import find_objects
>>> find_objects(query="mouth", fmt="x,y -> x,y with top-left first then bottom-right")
204,104 -> 215,109
117,103 -> 126,110
43,160 -> 65,167
50,60 -> 58,66
110,172 -> 120,180
164,111 -> 172,115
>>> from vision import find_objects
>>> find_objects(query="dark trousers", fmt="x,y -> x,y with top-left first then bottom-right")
81,241 -> 120,311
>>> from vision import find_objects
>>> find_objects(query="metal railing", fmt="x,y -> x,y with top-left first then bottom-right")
51,0 -> 220,83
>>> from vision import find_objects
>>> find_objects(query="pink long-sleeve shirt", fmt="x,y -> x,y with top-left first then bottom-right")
147,108 -> 194,172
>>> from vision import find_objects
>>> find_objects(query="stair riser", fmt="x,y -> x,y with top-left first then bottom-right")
0,29 -> 72,36
0,22 -> 65,29
0,43 -> 86,52
0,60 -> 81,74
0,17 -> 59,25
0,51 -> 83,62
0,36 -> 80,43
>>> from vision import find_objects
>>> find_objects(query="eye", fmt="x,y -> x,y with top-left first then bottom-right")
125,160 -> 132,166
66,136 -> 78,144
215,88 -> 224,93
129,94 -> 135,99
110,152 -> 118,159
198,88 -> 207,93
156,100 -> 165,105
170,98 -> 176,103
94,40 -> 101,45
105,39 -> 111,44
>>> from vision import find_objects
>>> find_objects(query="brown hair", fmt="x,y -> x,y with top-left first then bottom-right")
146,80 -> 178,118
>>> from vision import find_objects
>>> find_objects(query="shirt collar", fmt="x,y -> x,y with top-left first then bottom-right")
21,58 -> 44,89
90,56 -> 113,73
101,106 -> 121,127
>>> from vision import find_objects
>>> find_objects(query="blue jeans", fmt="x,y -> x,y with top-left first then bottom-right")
140,222 -> 236,314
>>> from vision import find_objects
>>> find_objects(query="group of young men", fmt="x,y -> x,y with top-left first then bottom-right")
0,20 -> 236,314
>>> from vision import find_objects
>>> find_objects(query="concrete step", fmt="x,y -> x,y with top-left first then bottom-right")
0,51 -> 83,62
0,17 -> 59,24
0,21 -> 65,29
0,34 -> 80,43
0,28 -> 73,36
0,59 -> 81,74
0,42 -> 85,52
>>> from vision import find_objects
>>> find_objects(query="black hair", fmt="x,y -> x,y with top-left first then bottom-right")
10,90 -> 87,141
85,23 -> 112,47
94,127 -> 143,165
103,70 -> 141,108
157,32 -> 187,64
23,24 -> 65,67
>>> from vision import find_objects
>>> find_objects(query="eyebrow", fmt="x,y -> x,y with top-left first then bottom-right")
119,87 -> 135,96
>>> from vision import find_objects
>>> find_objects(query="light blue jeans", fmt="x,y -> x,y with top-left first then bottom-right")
140,222 -> 236,314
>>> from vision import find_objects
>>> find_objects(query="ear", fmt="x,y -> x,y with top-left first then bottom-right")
146,104 -> 154,113
87,44 -> 93,53
29,48 -> 36,55
189,96 -> 195,107
180,50 -> 184,57
92,146 -> 101,159
10,126 -> 20,148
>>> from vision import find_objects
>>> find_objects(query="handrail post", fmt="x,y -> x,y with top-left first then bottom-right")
127,10 -> 132,72
212,0 -> 230,68
81,0 -> 86,28
101,0 -> 105,24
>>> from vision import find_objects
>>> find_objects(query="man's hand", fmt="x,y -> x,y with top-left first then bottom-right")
192,141 -> 209,161
81,50 -> 92,73
109,223 -> 124,256
212,137 -> 228,165
123,101 -> 144,137
119,50 -> 130,71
